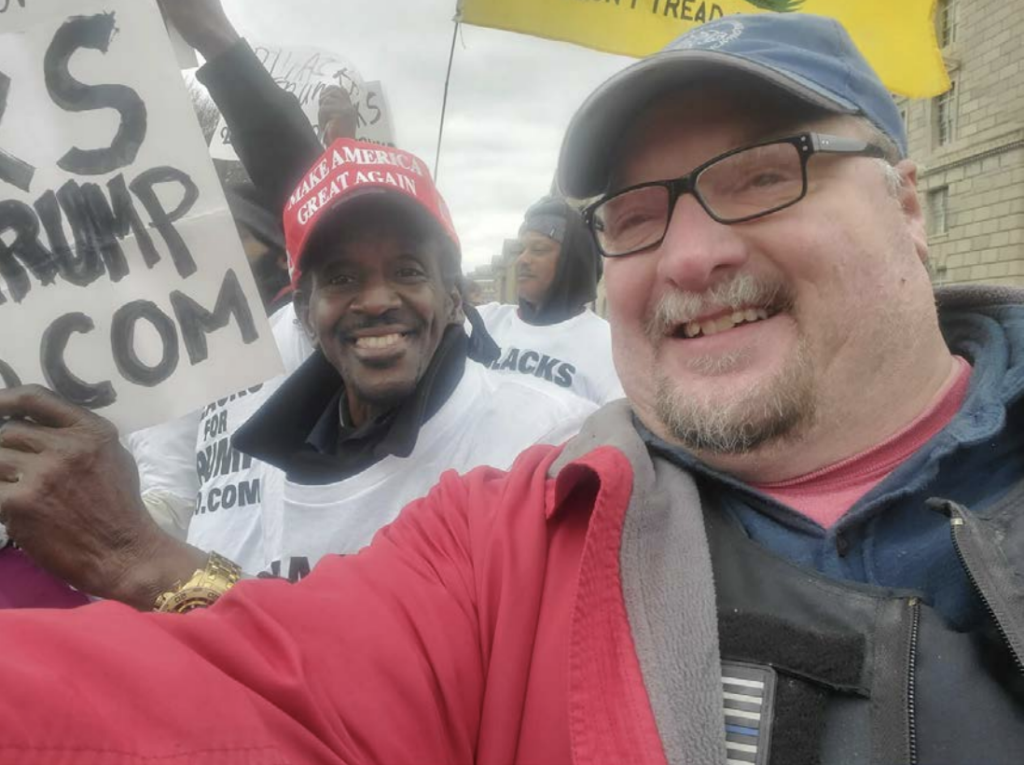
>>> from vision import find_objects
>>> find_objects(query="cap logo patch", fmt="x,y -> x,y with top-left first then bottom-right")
670,19 -> 744,51
743,0 -> 806,12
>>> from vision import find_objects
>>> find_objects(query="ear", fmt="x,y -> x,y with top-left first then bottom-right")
292,283 -> 319,345
894,160 -> 929,265
447,281 -> 464,325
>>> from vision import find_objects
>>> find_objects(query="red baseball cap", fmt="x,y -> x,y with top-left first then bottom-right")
283,138 -> 460,285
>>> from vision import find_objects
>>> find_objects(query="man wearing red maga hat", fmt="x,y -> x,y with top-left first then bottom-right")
0,138 -> 595,607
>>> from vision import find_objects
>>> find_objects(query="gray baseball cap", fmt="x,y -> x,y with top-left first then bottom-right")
557,13 -> 907,199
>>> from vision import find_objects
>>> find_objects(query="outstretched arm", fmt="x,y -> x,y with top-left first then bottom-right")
0,468 -> 489,764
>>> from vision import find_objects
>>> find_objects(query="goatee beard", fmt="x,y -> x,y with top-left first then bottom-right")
653,329 -> 816,456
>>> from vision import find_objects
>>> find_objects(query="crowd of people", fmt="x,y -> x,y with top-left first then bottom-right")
0,2 -> 1022,763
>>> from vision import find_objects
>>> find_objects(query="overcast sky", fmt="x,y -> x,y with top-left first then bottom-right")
220,0 -> 633,272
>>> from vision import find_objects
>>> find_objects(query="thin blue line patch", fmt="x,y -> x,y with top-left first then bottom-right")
722,661 -> 777,765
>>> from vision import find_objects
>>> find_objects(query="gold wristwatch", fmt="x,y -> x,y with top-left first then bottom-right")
154,552 -> 242,613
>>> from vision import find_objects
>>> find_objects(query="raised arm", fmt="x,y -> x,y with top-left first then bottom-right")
160,0 -> 324,212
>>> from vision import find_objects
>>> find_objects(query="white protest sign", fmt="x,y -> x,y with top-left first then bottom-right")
210,44 -> 396,161
364,80 -> 397,146
164,16 -> 199,71
0,0 -> 282,432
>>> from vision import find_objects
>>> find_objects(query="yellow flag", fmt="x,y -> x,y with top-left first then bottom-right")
458,0 -> 948,98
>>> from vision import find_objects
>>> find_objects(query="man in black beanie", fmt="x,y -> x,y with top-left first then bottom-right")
478,196 -> 624,404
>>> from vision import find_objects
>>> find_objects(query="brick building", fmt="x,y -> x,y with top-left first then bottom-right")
480,239 -> 522,305
896,0 -> 1024,285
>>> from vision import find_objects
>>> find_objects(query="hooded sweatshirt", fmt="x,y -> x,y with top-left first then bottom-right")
517,196 -> 602,326
478,197 -> 624,405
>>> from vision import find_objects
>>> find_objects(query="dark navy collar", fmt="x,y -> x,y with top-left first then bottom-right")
234,325 -> 469,484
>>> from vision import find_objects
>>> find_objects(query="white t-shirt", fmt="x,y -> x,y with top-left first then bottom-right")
255,361 -> 597,582
125,412 -> 203,539
476,302 -> 624,405
185,304 -> 313,571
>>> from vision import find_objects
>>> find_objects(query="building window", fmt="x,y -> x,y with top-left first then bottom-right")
936,0 -> 958,47
935,81 -> 957,146
900,106 -> 910,133
928,187 -> 949,236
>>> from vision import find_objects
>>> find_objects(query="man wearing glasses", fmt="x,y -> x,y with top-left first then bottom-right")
0,13 -> 1022,765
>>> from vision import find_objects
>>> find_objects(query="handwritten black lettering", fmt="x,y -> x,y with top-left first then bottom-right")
44,13 -> 147,175
0,199 -> 58,305
171,269 -> 259,365
40,312 -> 116,409
57,180 -> 129,284
24,171 -> 175,296
110,300 -> 180,387
129,166 -> 199,279
106,173 -> 161,269
34,189 -> 102,288
0,72 -> 36,192
364,90 -> 383,128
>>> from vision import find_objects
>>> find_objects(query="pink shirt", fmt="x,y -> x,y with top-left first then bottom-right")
754,357 -> 972,529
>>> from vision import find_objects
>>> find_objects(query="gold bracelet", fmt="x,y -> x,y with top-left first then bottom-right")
154,552 -> 242,613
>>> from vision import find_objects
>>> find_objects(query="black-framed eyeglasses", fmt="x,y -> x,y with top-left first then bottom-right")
584,133 -> 887,258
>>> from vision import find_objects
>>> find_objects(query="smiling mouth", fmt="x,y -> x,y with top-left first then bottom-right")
673,308 -> 774,339
350,332 -> 412,351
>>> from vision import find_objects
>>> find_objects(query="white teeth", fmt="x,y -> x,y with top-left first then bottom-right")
678,308 -> 773,339
355,333 -> 403,350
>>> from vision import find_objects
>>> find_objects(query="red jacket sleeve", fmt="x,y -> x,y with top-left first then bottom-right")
0,467 -> 501,765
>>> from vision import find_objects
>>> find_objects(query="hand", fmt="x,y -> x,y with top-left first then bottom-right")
0,386 -> 208,609
318,85 -> 359,143
158,0 -> 241,61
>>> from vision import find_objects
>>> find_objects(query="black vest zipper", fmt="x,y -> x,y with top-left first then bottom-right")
948,513 -> 1024,674
906,598 -> 921,765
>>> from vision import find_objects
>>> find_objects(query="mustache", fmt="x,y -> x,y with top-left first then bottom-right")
338,311 -> 422,338
643,274 -> 793,341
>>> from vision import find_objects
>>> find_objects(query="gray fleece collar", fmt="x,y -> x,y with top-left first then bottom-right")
552,402 -> 727,765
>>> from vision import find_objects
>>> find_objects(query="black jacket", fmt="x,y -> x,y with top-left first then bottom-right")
196,39 -> 322,215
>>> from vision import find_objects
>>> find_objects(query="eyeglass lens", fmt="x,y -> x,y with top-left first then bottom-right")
594,141 -> 806,256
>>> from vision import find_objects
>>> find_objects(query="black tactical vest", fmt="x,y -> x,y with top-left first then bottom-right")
705,488 -> 1024,765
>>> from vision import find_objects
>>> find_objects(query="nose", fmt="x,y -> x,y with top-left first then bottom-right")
655,194 -> 750,292
351,276 -> 402,316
